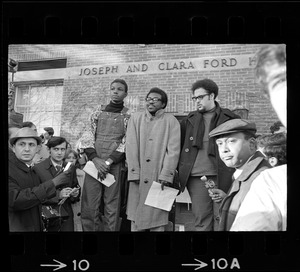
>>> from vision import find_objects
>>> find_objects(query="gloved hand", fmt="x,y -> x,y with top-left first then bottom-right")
52,166 -> 73,188
92,157 -> 109,180
159,180 -> 172,190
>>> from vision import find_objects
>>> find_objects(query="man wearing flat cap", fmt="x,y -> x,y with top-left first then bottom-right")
208,119 -> 271,231
230,44 -> 287,231
9,127 -> 72,231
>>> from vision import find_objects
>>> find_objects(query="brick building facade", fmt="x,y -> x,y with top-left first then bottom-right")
8,44 -> 279,147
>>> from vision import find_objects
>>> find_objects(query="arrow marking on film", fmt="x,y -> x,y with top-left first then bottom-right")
182,258 -> 208,270
40,259 -> 67,271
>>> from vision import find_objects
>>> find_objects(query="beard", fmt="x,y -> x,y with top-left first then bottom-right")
197,106 -> 206,113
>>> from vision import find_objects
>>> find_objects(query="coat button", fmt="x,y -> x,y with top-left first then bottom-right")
131,168 -> 135,172
190,136 -> 193,140
185,148 -> 189,152
146,159 -> 151,162
144,179 -> 149,183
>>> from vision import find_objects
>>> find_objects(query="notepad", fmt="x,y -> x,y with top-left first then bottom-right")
82,161 -> 116,187
144,181 -> 179,211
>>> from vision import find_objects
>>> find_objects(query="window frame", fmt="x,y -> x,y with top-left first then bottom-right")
13,79 -> 64,136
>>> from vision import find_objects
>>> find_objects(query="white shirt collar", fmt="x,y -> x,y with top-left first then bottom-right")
50,159 -> 63,168
233,153 -> 255,180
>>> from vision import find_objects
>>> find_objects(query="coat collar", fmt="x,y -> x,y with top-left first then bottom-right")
44,157 -> 53,170
186,101 -> 240,128
224,151 -> 269,200
10,151 -> 32,173
235,151 -> 267,182
187,101 -> 220,126
145,108 -> 165,119
43,157 -> 66,177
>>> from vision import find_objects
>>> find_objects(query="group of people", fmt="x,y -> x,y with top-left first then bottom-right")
8,44 -> 287,232
8,123 -> 87,231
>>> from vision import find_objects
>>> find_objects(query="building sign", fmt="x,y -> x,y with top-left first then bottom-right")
75,54 -> 256,78
14,54 -> 256,82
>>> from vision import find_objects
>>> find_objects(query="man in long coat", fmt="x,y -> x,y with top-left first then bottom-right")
126,87 -> 180,231
178,78 -> 240,231
9,128 -> 71,231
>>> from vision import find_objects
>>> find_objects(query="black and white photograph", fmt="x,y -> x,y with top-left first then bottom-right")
8,44 -> 287,233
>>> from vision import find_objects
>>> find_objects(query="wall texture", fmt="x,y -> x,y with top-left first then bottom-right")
9,44 -> 279,146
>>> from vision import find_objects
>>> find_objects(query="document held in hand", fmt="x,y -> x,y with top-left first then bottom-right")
82,161 -> 116,187
144,181 -> 179,211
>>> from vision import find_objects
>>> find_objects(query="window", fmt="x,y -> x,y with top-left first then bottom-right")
14,81 -> 63,136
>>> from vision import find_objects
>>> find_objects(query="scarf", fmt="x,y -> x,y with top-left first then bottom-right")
192,111 -> 205,149
192,102 -> 222,157
105,101 -> 124,113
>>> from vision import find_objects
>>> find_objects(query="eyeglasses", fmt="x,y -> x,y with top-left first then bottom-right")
192,94 -> 210,102
145,97 -> 162,102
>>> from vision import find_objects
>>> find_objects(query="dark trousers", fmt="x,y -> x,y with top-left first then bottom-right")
187,175 -> 220,231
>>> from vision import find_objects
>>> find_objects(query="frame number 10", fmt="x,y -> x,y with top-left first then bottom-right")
73,260 -> 90,271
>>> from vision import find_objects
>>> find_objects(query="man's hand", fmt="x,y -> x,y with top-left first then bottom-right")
69,187 -> 80,197
208,188 -> 227,203
159,180 -> 172,190
59,187 -> 73,199
52,168 -> 72,188
92,157 -> 109,180
92,157 -> 109,172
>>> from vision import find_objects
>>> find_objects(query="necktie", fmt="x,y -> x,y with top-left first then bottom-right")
56,165 -> 62,172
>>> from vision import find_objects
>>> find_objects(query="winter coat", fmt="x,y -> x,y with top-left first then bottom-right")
218,151 -> 271,231
178,102 -> 240,193
126,109 -> 181,230
9,149 -> 56,232
33,158 -> 80,231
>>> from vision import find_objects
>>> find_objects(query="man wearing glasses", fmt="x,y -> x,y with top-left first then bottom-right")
178,78 -> 240,231
126,87 -> 180,231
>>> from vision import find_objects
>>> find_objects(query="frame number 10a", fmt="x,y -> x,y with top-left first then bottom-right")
211,258 -> 240,270
182,258 -> 240,270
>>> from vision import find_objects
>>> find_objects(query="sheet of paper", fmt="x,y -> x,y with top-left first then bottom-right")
144,181 -> 179,212
82,161 -> 116,187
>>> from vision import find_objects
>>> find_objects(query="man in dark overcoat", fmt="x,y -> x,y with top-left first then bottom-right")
34,136 -> 80,231
178,78 -> 240,231
9,128 -> 71,231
